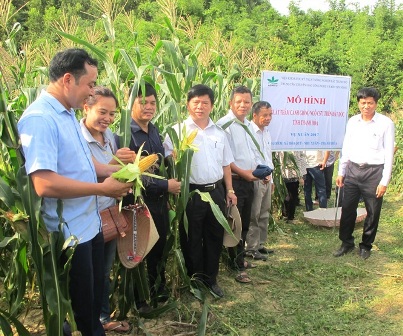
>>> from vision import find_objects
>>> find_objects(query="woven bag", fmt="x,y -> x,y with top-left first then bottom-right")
117,204 -> 159,269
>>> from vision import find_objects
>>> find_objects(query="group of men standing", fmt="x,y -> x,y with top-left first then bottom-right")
17,48 -> 395,336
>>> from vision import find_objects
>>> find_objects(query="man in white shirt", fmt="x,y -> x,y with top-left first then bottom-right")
164,84 -> 237,297
217,86 -> 262,284
333,87 -> 395,260
245,101 -> 275,260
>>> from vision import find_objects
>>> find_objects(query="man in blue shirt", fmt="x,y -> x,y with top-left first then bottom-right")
18,48 -> 131,336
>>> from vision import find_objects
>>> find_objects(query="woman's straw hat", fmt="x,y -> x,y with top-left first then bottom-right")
117,204 -> 159,269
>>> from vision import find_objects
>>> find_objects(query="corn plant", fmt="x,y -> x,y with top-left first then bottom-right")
0,3 -> 278,333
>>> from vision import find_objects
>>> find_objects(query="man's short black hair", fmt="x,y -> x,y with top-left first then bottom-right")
230,85 -> 252,101
49,48 -> 98,82
252,101 -> 271,116
130,83 -> 157,99
357,87 -> 380,103
187,84 -> 214,104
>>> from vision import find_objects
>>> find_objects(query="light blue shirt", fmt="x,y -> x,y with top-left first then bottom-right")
80,118 -> 116,211
18,90 -> 101,243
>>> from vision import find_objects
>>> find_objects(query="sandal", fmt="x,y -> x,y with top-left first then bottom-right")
235,271 -> 252,283
244,261 -> 257,269
103,320 -> 131,334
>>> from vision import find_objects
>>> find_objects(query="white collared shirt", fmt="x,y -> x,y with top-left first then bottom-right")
338,112 -> 395,186
163,117 -> 233,184
249,121 -> 274,169
216,110 -> 263,170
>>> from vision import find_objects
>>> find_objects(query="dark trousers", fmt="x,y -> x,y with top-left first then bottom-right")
100,238 -> 117,324
65,232 -> 106,336
323,163 -> 334,199
144,196 -> 169,294
304,167 -> 327,211
315,164 -> 335,200
180,184 -> 226,285
339,163 -> 384,250
229,179 -> 254,269
284,180 -> 299,220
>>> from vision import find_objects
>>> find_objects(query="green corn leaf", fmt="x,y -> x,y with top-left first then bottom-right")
132,262 -> 150,303
0,234 -> 18,248
175,151 -> 194,235
101,14 -> 115,42
156,68 -> 182,103
22,87 -> 39,107
174,248 -> 190,286
117,108 -> 132,148
196,301 -> 209,336
160,40 -> 184,73
56,31 -> 120,92
195,190 -> 235,238
9,241 -> 28,315
189,287 -> 204,302
0,313 -> 13,336
0,82 -> 8,112
116,266 -> 133,319
0,177 -> 15,208
0,307 -> 30,336
56,31 -> 108,63
138,301 -> 177,320
221,118 -> 265,160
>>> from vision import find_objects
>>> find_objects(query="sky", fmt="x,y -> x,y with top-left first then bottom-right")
270,0 -> 403,15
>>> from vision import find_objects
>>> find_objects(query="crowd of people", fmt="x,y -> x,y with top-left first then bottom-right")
17,48 -> 395,336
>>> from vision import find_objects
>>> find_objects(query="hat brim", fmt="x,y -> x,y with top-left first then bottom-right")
223,205 -> 242,247
117,204 -> 159,269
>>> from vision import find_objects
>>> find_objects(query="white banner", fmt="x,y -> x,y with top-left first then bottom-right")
260,71 -> 351,150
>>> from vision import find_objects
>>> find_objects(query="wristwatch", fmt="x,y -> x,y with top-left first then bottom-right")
227,189 -> 235,194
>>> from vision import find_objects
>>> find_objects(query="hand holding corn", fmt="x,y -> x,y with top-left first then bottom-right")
111,143 -> 164,200
101,176 -> 132,199
167,178 -> 181,195
114,147 -> 136,164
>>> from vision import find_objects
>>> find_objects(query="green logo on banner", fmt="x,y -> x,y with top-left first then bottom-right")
267,76 -> 279,85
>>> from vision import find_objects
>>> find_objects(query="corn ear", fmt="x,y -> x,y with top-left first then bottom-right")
111,143 -> 164,201
138,154 -> 158,173
187,129 -> 198,144
180,128 -> 199,152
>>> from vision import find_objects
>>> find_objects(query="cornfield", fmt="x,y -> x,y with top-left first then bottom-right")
1,1 -> 403,335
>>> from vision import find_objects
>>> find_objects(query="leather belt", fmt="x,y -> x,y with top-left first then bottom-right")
190,180 -> 222,192
351,162 -> 384,169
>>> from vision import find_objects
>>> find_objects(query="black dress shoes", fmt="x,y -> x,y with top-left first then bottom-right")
210,283 -> 224,298
359,248 -> 371,260
333,245 -> 355,257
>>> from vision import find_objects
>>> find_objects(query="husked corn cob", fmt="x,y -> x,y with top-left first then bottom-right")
138,154 -> 158,172
111,143 -> 165,200
187,129 -> 198,143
